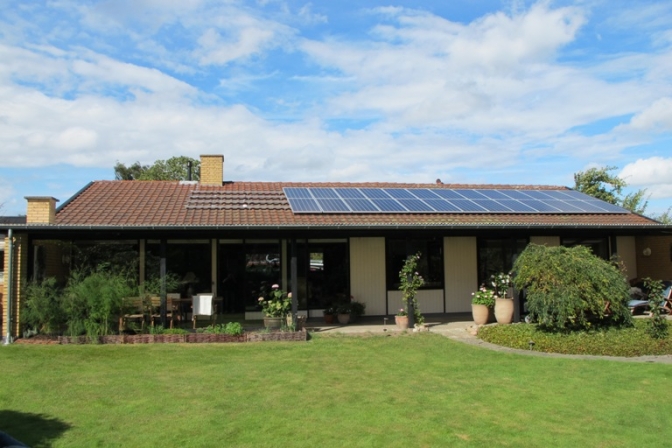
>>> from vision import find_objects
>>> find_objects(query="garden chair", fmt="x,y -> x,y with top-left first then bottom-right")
149,296 -> 178,329
628,284 -> 672,315
119,297 -> 146,332
192,293 -> 216,328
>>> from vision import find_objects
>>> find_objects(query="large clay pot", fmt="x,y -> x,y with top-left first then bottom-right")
324,313 -> 335,324
395,315 -> 409,330
471,304 -> 490,326
263,316 -> 283,330
337,313 -> 350,325
494,298 -> 514,324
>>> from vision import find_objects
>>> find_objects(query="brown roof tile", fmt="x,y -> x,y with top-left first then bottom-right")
53,180 -> 662,228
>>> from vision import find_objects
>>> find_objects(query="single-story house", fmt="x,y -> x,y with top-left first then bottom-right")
3,154 -> 672,340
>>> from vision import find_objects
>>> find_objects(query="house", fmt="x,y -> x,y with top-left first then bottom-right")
3,154 -> 671,340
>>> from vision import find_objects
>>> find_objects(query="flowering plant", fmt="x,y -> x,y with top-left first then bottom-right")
471,285 -> 496,307
396,308 -> 407,316
490,272 -> 512,299
258,284 -> 291,317
399,252 -> 425,325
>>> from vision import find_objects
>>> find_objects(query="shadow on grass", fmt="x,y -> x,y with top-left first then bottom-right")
0,410 -> 71,448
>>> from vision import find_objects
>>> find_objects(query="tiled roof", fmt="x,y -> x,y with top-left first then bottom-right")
52,180 -> 661,228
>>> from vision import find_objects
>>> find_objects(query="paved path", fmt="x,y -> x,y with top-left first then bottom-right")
305,318 -> 672,364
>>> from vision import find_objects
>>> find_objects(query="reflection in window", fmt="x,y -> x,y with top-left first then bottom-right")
478,238 -> 527,286
146,242 -> 210,297
386,238 -> 443,290
561,237 -> 609,260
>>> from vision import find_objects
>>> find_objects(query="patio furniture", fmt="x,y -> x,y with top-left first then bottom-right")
149,296 -> 179,328
628,285 -> 672,315
192,293 -> 216,328
119,297 -> 147,332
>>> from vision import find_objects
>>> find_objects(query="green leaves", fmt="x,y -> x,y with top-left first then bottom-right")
512,244 -> 632,331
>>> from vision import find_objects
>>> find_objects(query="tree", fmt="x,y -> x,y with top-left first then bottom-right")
114,156 -> 200,181
512,244 -> 632,331
573,166 -> 648,215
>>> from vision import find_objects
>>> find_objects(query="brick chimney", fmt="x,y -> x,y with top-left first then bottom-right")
200,155 -> 224,186
25,196 -> 59,224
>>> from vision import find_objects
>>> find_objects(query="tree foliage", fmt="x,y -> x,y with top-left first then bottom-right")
512,244 -> 632,331
114,156 -> 200,181
573,166 -> 648,215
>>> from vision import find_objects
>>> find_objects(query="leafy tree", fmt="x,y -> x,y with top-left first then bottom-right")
651,207 -> 672,224
573,166 -> 649,214
512,244 -> 632,331
114,156 -> 200,181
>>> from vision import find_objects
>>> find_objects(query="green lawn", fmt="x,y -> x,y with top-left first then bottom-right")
1,333 -> 670,447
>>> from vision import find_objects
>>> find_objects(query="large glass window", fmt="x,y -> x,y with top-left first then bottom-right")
478,238 -> 528,286
219,241 -> 282,314
561,237 -> 609,260
146,241 -> 210,297
296,241 -> 349,310
386,238 -> 443,290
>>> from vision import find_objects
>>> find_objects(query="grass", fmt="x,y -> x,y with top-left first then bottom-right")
1,333 -> 671,447
479,319 -> 672,357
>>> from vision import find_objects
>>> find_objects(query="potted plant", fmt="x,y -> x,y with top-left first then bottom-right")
336,303 -> 351,325
399,252 -> 425,326
349,298 -> 366,323
471,285 -> 495,325
491,272 -> 514,324
258,284 -> 291,329
394,308 -> 409,330
323,307 -> 336,324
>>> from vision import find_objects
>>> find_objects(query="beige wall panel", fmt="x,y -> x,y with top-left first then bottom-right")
636,236 -> 672,281
616,236 -> 637,280
387,290 -> 444,315
350,237 -> 387,316
444,237 -> 478,313
529,236 -> 560,246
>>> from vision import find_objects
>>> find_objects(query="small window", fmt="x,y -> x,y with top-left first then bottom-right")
561,237 -> 609,260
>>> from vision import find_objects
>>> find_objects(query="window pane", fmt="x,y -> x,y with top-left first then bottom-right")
386,238 -> 443,289
561,237 -> 609,260
478,238 -> 527,286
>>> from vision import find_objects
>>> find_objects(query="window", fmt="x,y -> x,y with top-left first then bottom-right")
0,240 -> 4,283
561,237 -> 609,260
386,238 -> 443,290
478,238 -> 528,286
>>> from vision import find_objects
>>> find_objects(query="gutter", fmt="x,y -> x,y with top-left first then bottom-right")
3,229 -> 13,345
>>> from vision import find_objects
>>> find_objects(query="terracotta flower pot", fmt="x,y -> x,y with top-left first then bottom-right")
263,316 -> 283,330
494,298 -> 514,324
395,315 -> 409,330
337,313 -> 350,325
471,304 -> 490,326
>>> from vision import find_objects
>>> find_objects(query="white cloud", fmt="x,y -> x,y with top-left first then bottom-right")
625,97 -> 672,131
620,157 -> 672,199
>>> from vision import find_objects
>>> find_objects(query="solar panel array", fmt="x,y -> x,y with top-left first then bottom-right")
283,187 -> 628,214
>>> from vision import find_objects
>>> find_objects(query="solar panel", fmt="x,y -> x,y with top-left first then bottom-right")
284,187 -> 313,199
342,198 -> 379,212
371,198 -> 407,212
397,199 -> 434,212
316,198 -> 350,212
424,199 -> 461,212
454,189 -> 488,200
283,187 -> 628,214
384,189 -> 416,199
287,197 -> 321,212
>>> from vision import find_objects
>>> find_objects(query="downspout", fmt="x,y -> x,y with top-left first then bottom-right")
4,229 -> 14,345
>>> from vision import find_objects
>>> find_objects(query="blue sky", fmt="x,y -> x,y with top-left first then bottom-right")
1,0 -> 671,217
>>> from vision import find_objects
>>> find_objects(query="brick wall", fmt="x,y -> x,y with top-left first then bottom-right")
26,197 -> 58,224
200,155 -> 224,186
2,234 -> 27,339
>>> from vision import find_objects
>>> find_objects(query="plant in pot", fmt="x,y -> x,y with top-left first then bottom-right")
491,272 -> 514,324
258,284 -> 291,330
349,298 -> 366,323
471,285 -> 495,325
323,307 -> 336,324
394,308 -> 409,330
336,303 -> 351,325
399,252 -> 425,328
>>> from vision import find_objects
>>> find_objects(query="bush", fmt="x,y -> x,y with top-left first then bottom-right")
22,278 -> 66,335
198,322 -> 244,336
512,244 -> 632,331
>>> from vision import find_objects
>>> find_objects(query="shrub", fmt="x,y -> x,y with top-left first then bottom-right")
643,278 -> 669,339
512,244 -> 632,331
22,278 -> 66,335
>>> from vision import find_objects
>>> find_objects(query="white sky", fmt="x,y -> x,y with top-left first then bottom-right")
1,0 -> 671,216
